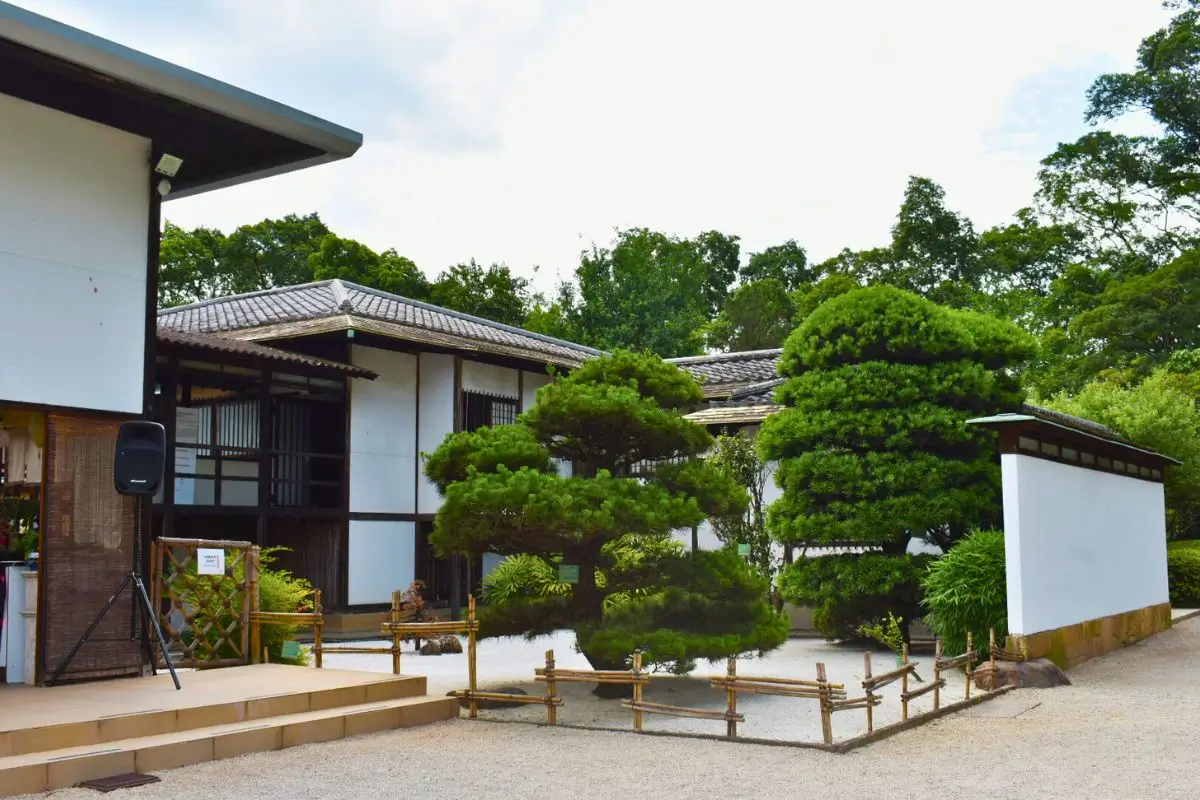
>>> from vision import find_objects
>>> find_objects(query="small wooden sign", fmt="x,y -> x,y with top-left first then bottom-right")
558,564 -> 579,584
197,548 -> 225,576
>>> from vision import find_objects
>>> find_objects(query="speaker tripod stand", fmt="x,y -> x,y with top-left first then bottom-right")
47,569 -> 180,689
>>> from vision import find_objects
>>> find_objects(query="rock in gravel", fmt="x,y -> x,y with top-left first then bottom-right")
438,635 -> 464,654
974,658 -> 1071,690
420,639 -> 443,656
448,686 -> 529,709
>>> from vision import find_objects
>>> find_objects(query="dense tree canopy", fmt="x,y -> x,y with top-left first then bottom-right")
758,286 -> 1035,638
424,351 -> 787,675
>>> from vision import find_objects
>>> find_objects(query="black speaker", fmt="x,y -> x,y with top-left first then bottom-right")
114,420 -> 167,496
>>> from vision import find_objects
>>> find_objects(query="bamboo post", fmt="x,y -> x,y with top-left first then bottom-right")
468,595 -> 479,719
900,644 -> 910,721
989,628 -> 997,692
632,653 -> 644,732
545,649 -> 558,725
933,639 -> 942,711
863,652 -> 874,734
816,662 -> 833,745
313,589 -> 323,669
390,589 -> 403,675
965,631 -> 974,701
249,548 -> 261,665
263,646 -> 269,664
725,656 -> 738,739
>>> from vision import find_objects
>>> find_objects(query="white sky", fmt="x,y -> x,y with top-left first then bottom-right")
13,0 -> 1174,292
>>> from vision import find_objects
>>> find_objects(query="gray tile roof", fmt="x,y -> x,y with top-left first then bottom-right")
157,279 -> 602,367
667,349 -> 782,396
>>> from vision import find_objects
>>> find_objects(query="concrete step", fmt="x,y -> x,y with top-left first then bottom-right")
0,673 -> 429,759
0,693 -> 459,797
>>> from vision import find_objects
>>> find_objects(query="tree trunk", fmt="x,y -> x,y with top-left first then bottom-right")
568,551 -> 629,697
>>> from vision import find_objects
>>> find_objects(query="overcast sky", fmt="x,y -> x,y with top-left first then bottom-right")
14,0 -> 1172,291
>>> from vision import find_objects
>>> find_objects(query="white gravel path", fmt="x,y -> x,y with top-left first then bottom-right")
323,629 -> 969,741
19,619 -> 1200,799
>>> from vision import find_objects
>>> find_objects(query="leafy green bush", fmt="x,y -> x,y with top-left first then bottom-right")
778,552 -> 933,640
921,530 -> 1007,657
1167,545 -> 1200,608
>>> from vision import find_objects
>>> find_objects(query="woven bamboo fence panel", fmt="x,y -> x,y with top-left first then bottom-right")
41,412 -> 142,682
150,537 -> 257,668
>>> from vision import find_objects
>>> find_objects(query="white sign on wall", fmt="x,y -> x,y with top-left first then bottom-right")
197,548 -> 225,576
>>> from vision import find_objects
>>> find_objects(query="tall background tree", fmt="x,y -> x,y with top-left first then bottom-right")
757,286 -> 1035,639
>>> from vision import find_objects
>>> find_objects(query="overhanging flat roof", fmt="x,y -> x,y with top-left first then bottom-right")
966,410 -> 1181,468
0,1 -> 363,198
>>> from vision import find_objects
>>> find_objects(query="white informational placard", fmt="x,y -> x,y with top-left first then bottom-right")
197,548 -> 225,576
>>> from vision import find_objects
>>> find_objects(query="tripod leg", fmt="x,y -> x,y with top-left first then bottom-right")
48,574 -> 135,686
133,575 -> 180,690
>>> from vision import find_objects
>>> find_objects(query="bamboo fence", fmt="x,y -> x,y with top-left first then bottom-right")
248,580 -> 1018,748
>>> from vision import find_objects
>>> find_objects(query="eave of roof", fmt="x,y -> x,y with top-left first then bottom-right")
158,328 -> 376,380
0,1 -> 362,198
666,348 -> 783,365
684,404 -> 780,426
966,407 -> 1181,466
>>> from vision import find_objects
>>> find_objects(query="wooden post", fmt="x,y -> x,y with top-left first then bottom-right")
632,653 -> 644,732
816,662 -> 833,745
313,589 -> 323,669
900,643 -> 910,721
390,589 -> 403,676
545,649 -> 557,725
249,547 -> 261,665
863,652 -> 874,734
725,656 -> 738,739
933,639 -> 942,711
965,631 -> 974,701
989,628 -> 997,692
263,646 -> 269,664
468,595 -> 479,719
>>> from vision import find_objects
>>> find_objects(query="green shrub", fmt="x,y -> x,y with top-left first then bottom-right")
1167,546 -> 1200,607
921,530 -> 1007,657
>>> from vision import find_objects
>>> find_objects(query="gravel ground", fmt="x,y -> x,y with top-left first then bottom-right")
323,630 -> 969,741
20,619 -> 1200,799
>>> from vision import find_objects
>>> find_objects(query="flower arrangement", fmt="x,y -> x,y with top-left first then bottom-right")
0,496 -> 39,560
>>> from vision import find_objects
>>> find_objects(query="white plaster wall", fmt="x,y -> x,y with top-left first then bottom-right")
521,368 -> 553,411
1002,453 -> 1169,635
349,346 -> 417,514
417,353 -> 455,513
0,93 -> 151,414
348,520 -> 415,605
462,360 -> 519,397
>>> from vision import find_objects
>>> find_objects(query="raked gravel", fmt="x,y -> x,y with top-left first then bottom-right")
18,618 -> 1200,799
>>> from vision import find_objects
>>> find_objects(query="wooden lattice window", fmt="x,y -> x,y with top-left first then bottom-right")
461,391 -> 518,432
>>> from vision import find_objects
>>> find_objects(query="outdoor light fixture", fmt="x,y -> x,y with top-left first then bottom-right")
154,153 -> 183,177
156,179 -> 172,197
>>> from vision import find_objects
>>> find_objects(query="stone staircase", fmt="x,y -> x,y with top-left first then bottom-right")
0,666 -> 458,796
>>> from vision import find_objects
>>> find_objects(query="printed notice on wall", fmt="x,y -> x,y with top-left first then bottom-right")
197,548 -> 225,576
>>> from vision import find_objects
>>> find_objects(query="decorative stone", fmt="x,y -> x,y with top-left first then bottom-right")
449,686 -> 528,709
419,640 -> 442,656
438,635 -> 464,654
973,658 -> 1071,690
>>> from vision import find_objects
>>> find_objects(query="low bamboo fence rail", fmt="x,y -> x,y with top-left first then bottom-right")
249,588 -> 325,667
250,582 -> 1017,749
